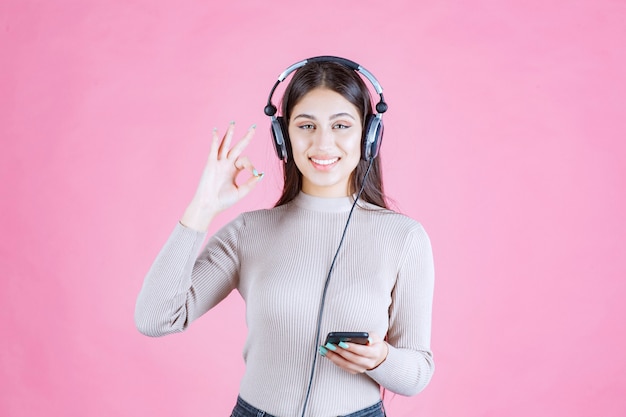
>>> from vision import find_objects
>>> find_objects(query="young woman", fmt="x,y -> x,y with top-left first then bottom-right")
135,57 -> 435,417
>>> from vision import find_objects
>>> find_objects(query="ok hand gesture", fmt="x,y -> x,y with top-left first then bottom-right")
181,122 -> 263,231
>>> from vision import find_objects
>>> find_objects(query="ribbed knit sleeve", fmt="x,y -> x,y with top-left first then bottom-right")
134,218 -> 242,337
366,223 -> 435,395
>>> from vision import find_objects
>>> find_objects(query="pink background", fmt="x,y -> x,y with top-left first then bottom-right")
2,1 -> 625,416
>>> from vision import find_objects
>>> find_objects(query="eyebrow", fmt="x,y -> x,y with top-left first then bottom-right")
292,112 -> 357,121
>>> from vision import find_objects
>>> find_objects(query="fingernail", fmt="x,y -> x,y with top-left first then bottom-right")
212,127 -> 217,132
229,120 -> 235,125
250,124 -> 257,129
318,346 -> 328,356
253,169 -> 259,176
338,342 -> 349,349
368,337 -> 373,345
324,343 -> 337,351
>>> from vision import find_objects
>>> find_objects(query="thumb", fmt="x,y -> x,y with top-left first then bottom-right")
237,171 -> 264,199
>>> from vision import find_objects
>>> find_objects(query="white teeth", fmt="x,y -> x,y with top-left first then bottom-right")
311,158 -> 338,165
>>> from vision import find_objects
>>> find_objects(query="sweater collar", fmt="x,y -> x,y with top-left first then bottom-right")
292,191 -> 355,213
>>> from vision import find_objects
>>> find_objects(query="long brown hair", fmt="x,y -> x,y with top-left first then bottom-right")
274,61 -> 388,208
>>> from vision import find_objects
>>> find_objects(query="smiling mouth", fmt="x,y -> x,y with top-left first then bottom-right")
310,157 -> 339,166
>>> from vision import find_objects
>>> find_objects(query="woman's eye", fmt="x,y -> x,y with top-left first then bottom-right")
333,123 -> 350,129
299,124 -> 315,130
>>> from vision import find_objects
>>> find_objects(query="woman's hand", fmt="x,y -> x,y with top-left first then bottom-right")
180,122 -> 263,231
319,332 -> 389,374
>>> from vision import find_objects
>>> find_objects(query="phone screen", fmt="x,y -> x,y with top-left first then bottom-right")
325,331 -> 370,345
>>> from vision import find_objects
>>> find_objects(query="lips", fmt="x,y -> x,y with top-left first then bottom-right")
310,157 -> 339,166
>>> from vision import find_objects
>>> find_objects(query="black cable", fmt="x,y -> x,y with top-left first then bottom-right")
300,159 -> 374,417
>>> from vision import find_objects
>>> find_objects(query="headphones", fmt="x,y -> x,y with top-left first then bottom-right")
264,56 -> 388,163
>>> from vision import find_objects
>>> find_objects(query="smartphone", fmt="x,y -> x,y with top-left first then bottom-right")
324,332 -> 370,345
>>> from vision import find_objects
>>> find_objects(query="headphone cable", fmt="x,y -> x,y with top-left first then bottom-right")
299,159 -> 374,417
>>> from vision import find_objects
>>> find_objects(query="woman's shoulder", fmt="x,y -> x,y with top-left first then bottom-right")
361,203 -> 426,233
209,205 -> 289,244
360,207 -> 430,254
229,203 -> 293,228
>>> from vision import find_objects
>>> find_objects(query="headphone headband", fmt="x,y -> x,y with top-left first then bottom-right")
265,56 -> 387,117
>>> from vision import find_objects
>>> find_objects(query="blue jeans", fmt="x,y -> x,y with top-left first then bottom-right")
230,396 -> 385,417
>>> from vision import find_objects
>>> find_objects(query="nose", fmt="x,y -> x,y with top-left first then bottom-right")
315,126 -> 334,150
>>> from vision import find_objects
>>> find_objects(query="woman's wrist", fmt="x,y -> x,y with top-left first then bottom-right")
180,202 -> 217,232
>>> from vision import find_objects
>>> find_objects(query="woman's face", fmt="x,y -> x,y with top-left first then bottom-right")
288,87 -> 363,198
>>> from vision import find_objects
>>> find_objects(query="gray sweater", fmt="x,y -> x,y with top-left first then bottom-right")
135,192 -> 435,417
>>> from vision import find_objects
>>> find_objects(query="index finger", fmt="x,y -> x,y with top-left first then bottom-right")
227,124 -> 256,160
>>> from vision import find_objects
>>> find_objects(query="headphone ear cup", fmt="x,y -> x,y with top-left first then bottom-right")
271,116 -> 289,161
362,114 -> 384,161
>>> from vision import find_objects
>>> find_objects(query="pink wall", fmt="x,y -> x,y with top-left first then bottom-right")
2,1 -> 625,416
